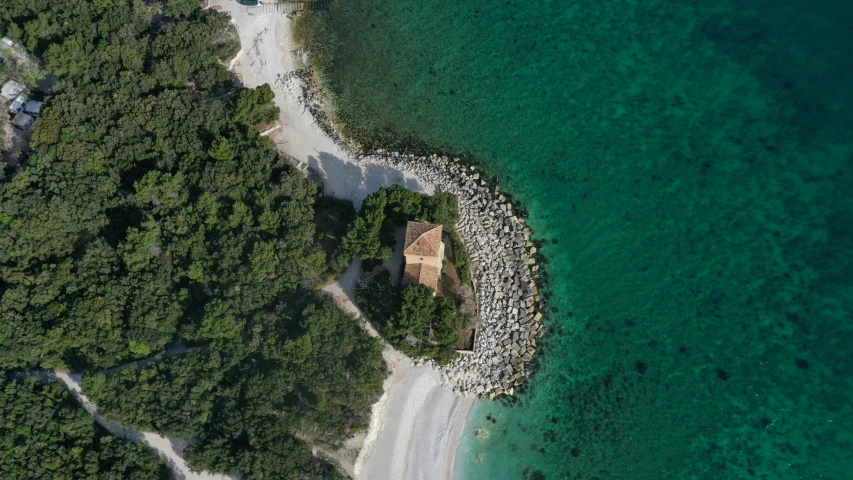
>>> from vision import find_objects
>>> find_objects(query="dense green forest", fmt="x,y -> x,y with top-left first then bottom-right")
0,376 -> 169,479
0,0 -> 325,371
1,0 -> 258,370
0,1 -> 385,478
83,297 -> 383,478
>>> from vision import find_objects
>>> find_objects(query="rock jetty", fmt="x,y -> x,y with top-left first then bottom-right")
293,74 -> 544,399
357,152 -> 545,399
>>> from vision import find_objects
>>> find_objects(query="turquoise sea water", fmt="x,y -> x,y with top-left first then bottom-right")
319,0 -> 853,478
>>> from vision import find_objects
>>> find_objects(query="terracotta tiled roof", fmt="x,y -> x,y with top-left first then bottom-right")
404,222 -> 443,257
403,263 -> 440,292
419,264 -> 440,292
403,263 -> 422,285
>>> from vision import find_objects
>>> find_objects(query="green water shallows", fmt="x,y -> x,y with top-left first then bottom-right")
321,0 -> 853,478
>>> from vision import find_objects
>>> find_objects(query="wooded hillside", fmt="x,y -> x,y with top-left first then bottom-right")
0,376 -> 169,479
0,0 -> 318,371
0,2 -> 385,478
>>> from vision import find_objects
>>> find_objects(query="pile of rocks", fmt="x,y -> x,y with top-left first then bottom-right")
357,152 -> 545,400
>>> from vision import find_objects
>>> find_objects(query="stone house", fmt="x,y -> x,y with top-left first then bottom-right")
402,221 -> 444,294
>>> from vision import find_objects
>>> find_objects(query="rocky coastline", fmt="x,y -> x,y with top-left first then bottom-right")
292,73 -> 545,399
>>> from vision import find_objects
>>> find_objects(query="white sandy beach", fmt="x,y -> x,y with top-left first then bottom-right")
354,366 -> 474,480
212,2 -> 473,479
217,2 -> 431,208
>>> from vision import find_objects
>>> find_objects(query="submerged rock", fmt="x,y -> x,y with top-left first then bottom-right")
524,467 -> 547,480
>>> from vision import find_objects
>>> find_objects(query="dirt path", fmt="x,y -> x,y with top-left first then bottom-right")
9,345 -> 230,480
56,372 -> 233,480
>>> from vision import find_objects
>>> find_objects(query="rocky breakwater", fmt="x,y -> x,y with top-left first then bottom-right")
287,74 -> 544,399
357,152 -> 545,399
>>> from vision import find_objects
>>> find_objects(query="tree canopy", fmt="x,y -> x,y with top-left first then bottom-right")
0,1 -> 321,372
355,272 -> 465,363
339,190 -> 392,261
0,377 -> 168,480
338,184 -> 460,262
0,2 -> 385,478
230,83 -> 280,127
83,297 -> 383,479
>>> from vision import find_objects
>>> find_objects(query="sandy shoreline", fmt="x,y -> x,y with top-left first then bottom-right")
219,3 -> 431,208
355,366 -> 474,480
214,2 -> 473,479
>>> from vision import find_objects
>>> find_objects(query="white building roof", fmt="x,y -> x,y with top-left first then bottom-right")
9,93 -> 28,114
1,80 -> 23,101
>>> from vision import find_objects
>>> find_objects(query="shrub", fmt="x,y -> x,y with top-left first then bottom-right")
424,192 -> 459,230
355,271 -> 463,363
229,84 -> 280,127
450,230 -> 472,285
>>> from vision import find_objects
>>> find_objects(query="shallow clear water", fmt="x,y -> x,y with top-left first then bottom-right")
322,0 -> 853,478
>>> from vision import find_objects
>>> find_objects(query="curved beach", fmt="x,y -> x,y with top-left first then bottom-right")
215,2 -> 475,478
355,366 -> 473,480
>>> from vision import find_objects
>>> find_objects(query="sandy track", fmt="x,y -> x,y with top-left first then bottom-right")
55,372 -> 233,480
12,358 -> 231,480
